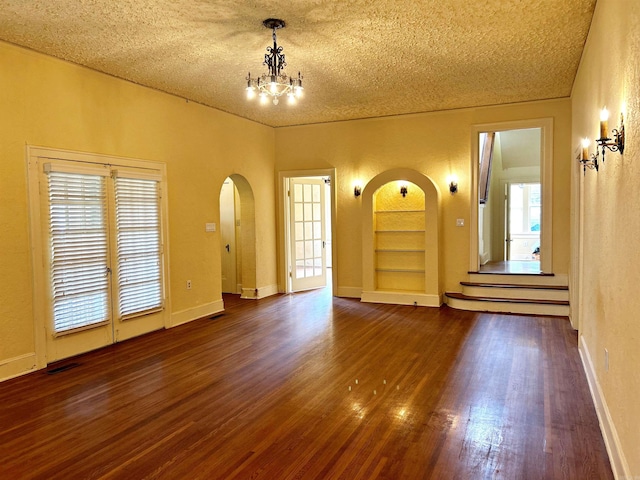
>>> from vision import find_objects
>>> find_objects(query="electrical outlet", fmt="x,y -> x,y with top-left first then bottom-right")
604,348 -> 609,371
186,280 -> 192,290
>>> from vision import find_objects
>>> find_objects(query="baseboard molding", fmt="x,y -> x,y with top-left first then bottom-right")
241,284 -> 278,300
579,336 -> 631,479
0,352 -> 38,382
335,286 -> 362,298
170,300 -> 224,328
361,291 -> 442,307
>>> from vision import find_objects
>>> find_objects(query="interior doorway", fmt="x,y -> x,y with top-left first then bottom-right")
219,175 -> 258,300
220,177 -> 240,294
474,124 -> 549,274
279,170 -> 335,294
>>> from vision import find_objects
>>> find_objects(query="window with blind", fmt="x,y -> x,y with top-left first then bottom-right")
44,163 -> 164,335
114,174 -> 163,319
47,170 -> 110,333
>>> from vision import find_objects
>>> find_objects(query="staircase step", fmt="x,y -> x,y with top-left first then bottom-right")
460,281 -> 568,290
444,292 -> 569,316
467,272 -> 567,286
460,282 -> 568,301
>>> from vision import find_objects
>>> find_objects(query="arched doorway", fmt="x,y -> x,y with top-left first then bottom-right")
219,174 -> 258,300
361,168 -> 441,306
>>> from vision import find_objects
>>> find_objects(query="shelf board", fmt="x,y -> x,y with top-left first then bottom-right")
375,249 -> 425,253
374,210 -> 425,214
376,268 -> 425,273
375,230 -> 425,233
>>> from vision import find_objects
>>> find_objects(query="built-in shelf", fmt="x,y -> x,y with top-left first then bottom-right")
374,201 -> 426,294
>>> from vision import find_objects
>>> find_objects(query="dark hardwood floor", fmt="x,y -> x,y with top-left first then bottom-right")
0,289 -> 612,479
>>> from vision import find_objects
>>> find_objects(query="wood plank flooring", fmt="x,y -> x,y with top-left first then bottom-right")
0,289 -> 612,479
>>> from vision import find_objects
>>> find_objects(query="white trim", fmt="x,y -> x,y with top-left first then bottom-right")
256,284 -> 279,299
469,118 -> 554,274
170,300 -> 224,328
241,287 -> 257,299
361,291 -> 442,307
335,286 -> 362,298
0,353 -> 39,382
579,336 -> 631,480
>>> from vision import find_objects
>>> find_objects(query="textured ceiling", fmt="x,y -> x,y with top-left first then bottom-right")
0,0 -> 596,128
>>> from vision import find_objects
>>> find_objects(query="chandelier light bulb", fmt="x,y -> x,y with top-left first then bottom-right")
245,18 -> 304,106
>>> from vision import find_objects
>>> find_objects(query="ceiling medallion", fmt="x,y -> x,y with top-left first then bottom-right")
246,18 -> 303,106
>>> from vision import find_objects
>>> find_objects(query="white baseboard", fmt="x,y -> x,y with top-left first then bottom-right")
257,284 -> 278,299
361,291 -> 442,307
579,336 -> 631,479
170,300 -> 224,328
0,352 -> 38,382
335,286 -> 362,298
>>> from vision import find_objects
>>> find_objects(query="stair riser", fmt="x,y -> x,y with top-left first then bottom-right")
446,297 -> 569,316
461,286 -> 568,301
468,273 -> 568,286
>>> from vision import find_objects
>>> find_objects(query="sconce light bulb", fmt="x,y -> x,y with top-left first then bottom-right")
600,108 -> 610,122
581,138 -> 590,148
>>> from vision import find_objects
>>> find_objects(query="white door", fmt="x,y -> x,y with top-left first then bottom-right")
220,178 -> 237,293
289,178 -> 326,292
39,159 -> 166,362
506,182 -> 541,261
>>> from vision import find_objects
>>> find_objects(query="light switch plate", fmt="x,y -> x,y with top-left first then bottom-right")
205,222 -> 216,232
456,218 -> 465,227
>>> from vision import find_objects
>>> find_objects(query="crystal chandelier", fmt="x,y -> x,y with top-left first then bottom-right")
246,19 -> 303,105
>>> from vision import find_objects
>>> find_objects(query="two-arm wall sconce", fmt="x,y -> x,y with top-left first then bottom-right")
400,183 -> 408,197
354,185 -> 362,197
578,108 -> 625,174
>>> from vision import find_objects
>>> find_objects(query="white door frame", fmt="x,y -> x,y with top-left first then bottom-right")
469,118 -> 553,273
277,168 -> 336,294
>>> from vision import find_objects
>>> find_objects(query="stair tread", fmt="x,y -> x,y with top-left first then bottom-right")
445,292 -> 569,306
468,271 -> 555,276
460,281 -> 568,290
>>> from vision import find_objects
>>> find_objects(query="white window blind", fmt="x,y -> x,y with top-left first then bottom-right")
47,171 -> 110,333
114,175 -> 163,319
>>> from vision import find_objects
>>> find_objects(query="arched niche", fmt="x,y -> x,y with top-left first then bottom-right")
221,174 -> 257,299
361,168 -> 441,306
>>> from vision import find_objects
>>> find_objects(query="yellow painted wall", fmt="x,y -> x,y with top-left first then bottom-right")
0,41 -> 277,376
571,0 -> 640,476
275,99 -> 571,295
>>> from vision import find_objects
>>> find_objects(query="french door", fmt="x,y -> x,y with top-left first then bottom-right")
289,178 -> 326,292
38,158 -> 166,362
506,182 -> 541,261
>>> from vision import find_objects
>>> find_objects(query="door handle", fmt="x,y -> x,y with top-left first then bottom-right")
225,244 -> 230,252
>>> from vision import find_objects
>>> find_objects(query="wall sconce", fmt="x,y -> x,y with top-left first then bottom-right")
596,108 -> 625,163
354,184 -> 362,197
400,183 -> 408,197
447,175 -> 458,194
578,137 -> 598,174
